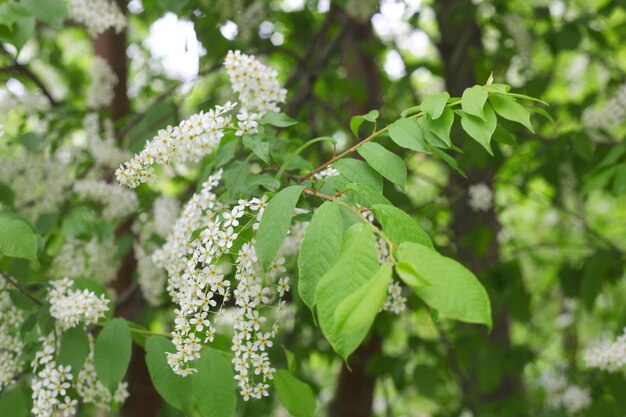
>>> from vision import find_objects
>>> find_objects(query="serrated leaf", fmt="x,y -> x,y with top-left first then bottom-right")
459,104 -> 497,155
94,318 -> 132,392
350,110 -> 379,138
395,242 -> 492,329
192,349 -> 237,417
488,93 -> 534,132
388,118 -> 427,153
145,336 -> 194,411
371,204 -> 433,249
256,185 -> 304,271
461,85 -> 488,119
333,262 -> 392,335
333,158 -> 383,192
273,370 -> 316,417
0,214 -> 39,267
357,142 -> 406,189
421,92 -> 450,119
298,202 -> 343,310
260,112 -> 298,127
316,223 -> 378,359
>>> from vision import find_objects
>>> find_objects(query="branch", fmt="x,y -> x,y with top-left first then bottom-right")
0,271 -> 43,306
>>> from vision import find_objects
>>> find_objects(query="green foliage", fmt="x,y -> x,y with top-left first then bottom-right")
0,214 -> 38,267
94,318 -> 132,392
57,326 -> 89,378
371,204 -> 433,249
388,118 -> 428,152
350,110 -> 379,138
192,349 -> 237,417
273,370 -> 316,417
421,92 -> 450,119
357,142 -> 407,189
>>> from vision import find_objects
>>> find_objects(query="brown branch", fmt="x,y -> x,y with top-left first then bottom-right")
1,271 -> 43,306
0,45 -> 59,106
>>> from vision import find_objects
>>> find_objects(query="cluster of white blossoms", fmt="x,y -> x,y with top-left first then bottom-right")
373,235 -> 407,314
582,82 -> 626,137
83,113 -> 131,168
468,183 -> 493,212
538,368 -> 591,415
0,277 -> 25,391
76,334 -> 129,407
87,57 -> 118,109
133,197 -> 180,306
312,165 -> 340,181
0,149 -> 73,221
67,0 -> 127,37
51,237 -> 119,285
583,328 -> 626,372
503,13 -> 533,69
74,179 -> 139,220
48,278 -> 109,330
116,51 -> 286,189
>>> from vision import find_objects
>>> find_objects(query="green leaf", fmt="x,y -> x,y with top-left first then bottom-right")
19,132 -> 44,152
488,93 -> 534,132
333,158 -> 383,192
357,142 -> 407,189
145,336 -> 194,411
192,349 -> 237,417
94,318 -> 132,392
400,105 -> 421,118
459,104 -> 497,155
260,112 -> 298,127
371,204 -> 433,249
428,146 -> 466,177
242,134 -> 271,164
423,107 -> 454,147
333,262 -> 392,335
342,184 -> 391,208
350,110 -> 379,138
214,135 -> 239,168
316,223 -> 379,359
395,261 -> 431,288
461,85 -> 488,119
57,326 -> 89,378
297,201 -> 343,309
276,136 -> 336,179
273,370 -> 316,417
0,385 -> 29,417
0,4 -> 34,53
21,0 -> 67,29
395,242 -> 492,329
388,118 -> 427,153
222,160 -> 251,199
421,92 -> 450,119
256,185 -> 304,271
124,100 -> 178,153
0,215 -> 38,267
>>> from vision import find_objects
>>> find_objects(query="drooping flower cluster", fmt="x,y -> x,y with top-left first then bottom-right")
133,196 -> 180,306
583,328 -> 626,372
51,237 -> 119,285
116,50 -> 286,188
74,179 -> 139,220
67,0 -> 127,37
468,183 -> 493,212
76,334 -> 129,407
48,278 -> 109,330
582,82 -> 626,138
312,165 -> 340,181
0,276 -> 25,391
538,368 -> 591,415
83,113 -> 131,168
87,57 -> 118,109
374,236 -> 407,314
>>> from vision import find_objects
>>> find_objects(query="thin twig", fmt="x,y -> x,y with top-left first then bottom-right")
0,271 -> 43,306
0,45 -> 59,106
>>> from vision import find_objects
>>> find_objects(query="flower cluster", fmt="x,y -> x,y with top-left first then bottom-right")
87,57 -> 118,109
48,278 -> 109,330
0,276 -> 25,391
583,328 -> 626,372
538,368 -> 591,415
77,334 -> 129,407
51,237 -> 119,285
74,179 -> 139,220
312,165 -> 340,181
117,50 -> 285,189
83,113 -> 131,168
224,50 -> 287,114
468,183 -> 493,212
374,237 -> 407,314
67,0 -> 127,37
582,82 -> 626,138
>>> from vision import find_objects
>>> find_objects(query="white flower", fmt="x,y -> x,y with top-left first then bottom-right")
48,278 -> 110,330
468,183 -> 493,212
67,0 -> 127,37
87,57 -> 118,109
583,328 -> 626,372
74,179 -> 139,220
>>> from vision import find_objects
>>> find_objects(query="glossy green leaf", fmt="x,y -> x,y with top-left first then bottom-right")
371,204 -> 433,249
461,85 -> 488,119
350,110 -> 379,138
256,185 -> 304,271
57,326 -> 89,378
298,201 -> 343,309
421,92 -> 450,119
357,142 -> 406,189
316,223 -> 378,359
94,318 -> 132,392
388,118 -> 427,152
488,93 -> 534,132
273,370 -> 316,417
192,349 -> 237,417
459,104 -> 497,155
333,158 -> 383,192
260,112 -> 298,127
0,215 -> 38,267
423,107 -> 454,147
333,262 -> 392,335
396,242 -> 492,329
145,336 -> 194,411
